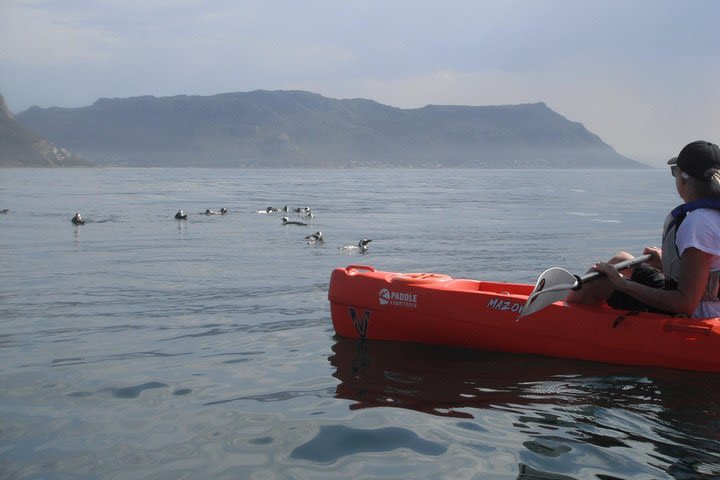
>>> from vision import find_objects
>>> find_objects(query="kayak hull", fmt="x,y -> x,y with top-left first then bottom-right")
328,265 -> 720,373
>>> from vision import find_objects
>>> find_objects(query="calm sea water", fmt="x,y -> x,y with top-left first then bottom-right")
1,168 -> 719,480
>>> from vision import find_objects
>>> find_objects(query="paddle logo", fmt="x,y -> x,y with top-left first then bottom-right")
348,307 -> 370,338
378,288 -> 417,308
379,288 -> 391,305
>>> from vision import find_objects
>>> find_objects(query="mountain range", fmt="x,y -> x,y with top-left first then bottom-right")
7,90 -> 645,168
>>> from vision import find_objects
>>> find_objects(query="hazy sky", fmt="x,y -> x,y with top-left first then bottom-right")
1,0 -> 718,166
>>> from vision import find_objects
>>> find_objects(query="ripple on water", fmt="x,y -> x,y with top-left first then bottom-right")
523,438 -> 573,457
106,381 -> 168,399
290,425 -> 447,463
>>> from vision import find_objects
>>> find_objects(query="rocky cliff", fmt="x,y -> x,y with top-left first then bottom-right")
0,94 -> 91,167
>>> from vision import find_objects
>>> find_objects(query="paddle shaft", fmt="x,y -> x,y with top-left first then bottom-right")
572,254 -> 653,290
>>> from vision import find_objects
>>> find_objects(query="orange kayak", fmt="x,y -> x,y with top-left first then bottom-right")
328,265 -> 720,373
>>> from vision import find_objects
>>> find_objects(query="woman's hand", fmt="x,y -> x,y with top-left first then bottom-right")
592,262 -> 627,289
643,246 -> 662,270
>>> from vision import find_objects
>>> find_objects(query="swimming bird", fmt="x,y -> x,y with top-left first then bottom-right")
305,231 -> 324,244
71,212 -> 85,225
339,238 -> 372,253
220,208 -> 228,215
204,209 -> 220,215
293,207 -> 310,213
301,212 -> 314,219
175,210 -> 187,220
282,216 -> 307,226
0,209 -> 8,214
255,207 -> 277,214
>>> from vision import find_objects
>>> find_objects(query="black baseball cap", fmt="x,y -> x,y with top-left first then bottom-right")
668,140 -> 720,181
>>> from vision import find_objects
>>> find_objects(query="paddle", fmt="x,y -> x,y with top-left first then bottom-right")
517,254 -> 653,319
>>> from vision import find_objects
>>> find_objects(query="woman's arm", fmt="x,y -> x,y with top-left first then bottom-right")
593,247 -> 712,316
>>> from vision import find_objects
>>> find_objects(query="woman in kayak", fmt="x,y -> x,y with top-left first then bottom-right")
567,140 -> 720,318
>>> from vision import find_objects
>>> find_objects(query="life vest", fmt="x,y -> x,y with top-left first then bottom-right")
662,199 -> 720,300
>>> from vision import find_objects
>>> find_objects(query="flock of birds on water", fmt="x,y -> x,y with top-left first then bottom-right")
58,205 -> 372,254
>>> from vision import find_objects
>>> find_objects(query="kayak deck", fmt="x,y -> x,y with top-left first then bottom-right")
328,265 -> 720,373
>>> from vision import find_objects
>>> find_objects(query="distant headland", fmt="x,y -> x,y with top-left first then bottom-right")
4,90 -> 646,168
0,94 -> 91,167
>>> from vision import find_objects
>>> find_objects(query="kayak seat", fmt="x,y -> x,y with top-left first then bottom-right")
391,273 -> 453,285
344,265 -> 377,275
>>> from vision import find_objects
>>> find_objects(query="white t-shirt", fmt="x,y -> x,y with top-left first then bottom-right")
676,208 -> 720,318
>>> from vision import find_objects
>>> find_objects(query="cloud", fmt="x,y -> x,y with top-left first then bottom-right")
0,0 -> 119,65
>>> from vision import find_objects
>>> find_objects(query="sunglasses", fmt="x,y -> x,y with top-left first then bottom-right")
670,165 -> 689,179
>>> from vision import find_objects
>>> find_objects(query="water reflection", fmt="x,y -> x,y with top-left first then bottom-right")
73,224 -> 80,246
329,338 -> 720,477
329,338 -> 687,417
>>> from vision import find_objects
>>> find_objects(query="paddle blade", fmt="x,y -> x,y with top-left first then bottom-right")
518,267 -> 578,319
